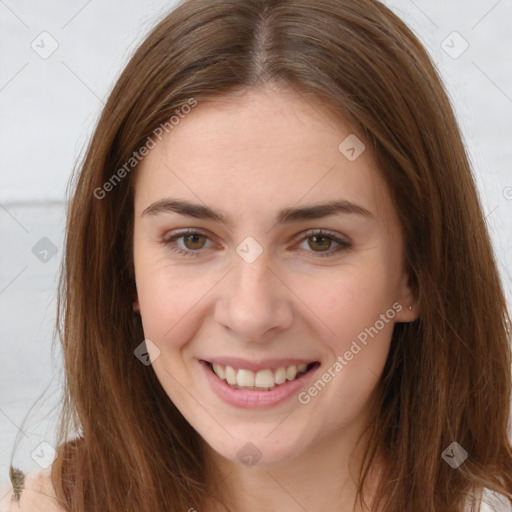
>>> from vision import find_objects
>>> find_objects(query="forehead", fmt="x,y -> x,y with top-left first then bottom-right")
133,87 -> 393,225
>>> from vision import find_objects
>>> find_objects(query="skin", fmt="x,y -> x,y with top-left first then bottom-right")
132,85 -> 418,511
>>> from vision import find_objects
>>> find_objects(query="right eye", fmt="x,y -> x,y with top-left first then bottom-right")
162,229 -> 214,257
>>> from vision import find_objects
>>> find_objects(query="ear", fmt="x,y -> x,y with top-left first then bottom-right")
133,291 -> 140,314
394,270 -> 419,323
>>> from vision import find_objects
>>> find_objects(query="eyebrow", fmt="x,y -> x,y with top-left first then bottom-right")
141,198 -> 373,224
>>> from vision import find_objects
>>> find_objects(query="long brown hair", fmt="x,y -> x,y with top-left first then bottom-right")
23,0 -> 512,510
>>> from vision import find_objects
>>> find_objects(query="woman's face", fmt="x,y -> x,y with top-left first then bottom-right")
132,86 -> 416,467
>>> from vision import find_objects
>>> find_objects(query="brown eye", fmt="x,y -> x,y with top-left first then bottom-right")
308,235 -> 332,252
163,230 -> 213,257
183,233 -> 207,250
295,229 -> 352,258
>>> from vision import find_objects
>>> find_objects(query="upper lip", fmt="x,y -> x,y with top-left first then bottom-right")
201,357 -> 318,372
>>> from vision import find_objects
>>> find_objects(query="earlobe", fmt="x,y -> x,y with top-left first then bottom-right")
395,271 -> 419,323
133,291 -> 140,314
395,302 -> 419,323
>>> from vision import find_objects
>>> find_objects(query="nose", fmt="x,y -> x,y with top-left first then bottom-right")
214,254 -> 293,342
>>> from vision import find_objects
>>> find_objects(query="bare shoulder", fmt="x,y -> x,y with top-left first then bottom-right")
0,467 -> 66,512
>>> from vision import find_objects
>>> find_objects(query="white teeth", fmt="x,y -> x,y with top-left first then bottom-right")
255,369 -> 275,389
286,366 -> 297,381
225,365 -> 237,386
236,369 -> 255,387
210,362 -> 312,390
212,363 -> 225,380
274,366 -> 287,385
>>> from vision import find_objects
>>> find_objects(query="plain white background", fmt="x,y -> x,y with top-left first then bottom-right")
1,0 -> 511,497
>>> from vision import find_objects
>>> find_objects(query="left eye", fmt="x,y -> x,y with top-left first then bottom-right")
295,229 -> 351,256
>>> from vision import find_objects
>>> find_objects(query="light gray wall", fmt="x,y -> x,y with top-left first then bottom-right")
1,0 -> 511,491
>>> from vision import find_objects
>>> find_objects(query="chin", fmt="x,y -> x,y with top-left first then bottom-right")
200,424 -> 311,469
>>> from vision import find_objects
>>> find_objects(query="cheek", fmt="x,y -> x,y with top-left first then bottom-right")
134,261 -> 208,346
288,261 -> 398,371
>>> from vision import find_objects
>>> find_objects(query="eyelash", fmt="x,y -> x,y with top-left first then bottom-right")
161,228 -> 352,258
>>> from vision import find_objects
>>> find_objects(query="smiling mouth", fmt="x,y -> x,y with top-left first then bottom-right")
203,360 -> 320,391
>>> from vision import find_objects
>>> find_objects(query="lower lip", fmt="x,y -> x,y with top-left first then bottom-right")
199,360 -> 320,409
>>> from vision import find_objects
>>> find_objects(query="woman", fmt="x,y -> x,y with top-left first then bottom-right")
2,0 -> 511,510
